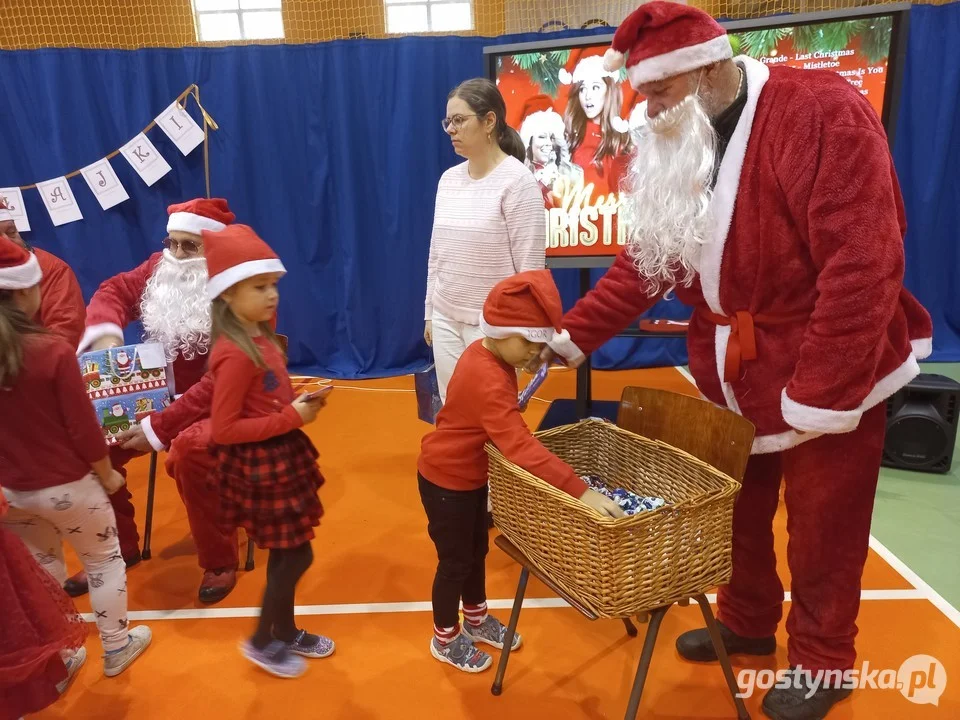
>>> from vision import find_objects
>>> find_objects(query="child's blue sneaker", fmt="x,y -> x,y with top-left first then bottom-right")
430,635 -> 492,673
286,629 -> 335,659
241,639 -> 306,678
462,615 -> 522,651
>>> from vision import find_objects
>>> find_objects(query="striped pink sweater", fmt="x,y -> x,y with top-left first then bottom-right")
424,156 -> 545,324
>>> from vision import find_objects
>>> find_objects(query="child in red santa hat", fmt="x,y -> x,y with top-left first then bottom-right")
417,269 -> 625,673
202,223 -> 333,679
0,236 -> 152,686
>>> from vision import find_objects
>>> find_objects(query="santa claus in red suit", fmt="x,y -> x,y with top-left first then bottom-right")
0,200 -> 85,347
540,4 -> 934,719
66,198 -> 242,604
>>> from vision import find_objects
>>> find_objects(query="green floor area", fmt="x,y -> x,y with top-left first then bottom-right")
871,362 -> 960,610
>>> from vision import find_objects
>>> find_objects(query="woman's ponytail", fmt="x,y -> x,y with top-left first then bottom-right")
0,291 -> 42,388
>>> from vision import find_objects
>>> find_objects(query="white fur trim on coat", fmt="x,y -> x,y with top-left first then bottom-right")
77,322 -> 125,355
626,35 -> 733,88
0,251 -> 41,290
911,337 -> 932,360
207,258 -> 286,300
781,352 -> 920,435
699,56 -> 770,317
167,212 -> 226,236
139,414 -> 167,452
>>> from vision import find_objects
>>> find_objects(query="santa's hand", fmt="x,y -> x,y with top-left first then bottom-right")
579,489 -> 626,519
99,469 -> 127,495
116,427 -> 152,453
91,335 -> 124,351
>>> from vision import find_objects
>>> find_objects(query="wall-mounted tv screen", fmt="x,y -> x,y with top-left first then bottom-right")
484,5 -> 910,268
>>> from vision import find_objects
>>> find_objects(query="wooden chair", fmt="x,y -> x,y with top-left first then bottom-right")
491,387 -> 755,719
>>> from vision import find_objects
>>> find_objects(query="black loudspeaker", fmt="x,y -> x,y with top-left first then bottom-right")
882,373 -> 960,473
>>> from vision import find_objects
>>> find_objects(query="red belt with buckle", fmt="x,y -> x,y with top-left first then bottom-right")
700,309 -> 807,382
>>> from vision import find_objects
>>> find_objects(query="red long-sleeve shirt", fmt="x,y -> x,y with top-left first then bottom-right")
417,341 -> 587,498
209,336 -> 302,445
0,334 -> 109,491
34,247 -> 85,348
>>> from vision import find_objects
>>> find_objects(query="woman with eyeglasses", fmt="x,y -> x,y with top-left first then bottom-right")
424,78 -> 545,405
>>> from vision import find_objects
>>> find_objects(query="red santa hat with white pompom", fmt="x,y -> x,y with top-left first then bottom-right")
166,197 -> 236,236
0,235 -> 41,290
479,270 -> 583,364
603,1 -> 733,89
202,224 -> 286,301
518,95 -> 566,152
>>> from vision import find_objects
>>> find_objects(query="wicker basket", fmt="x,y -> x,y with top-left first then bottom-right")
486,419 -> 741,618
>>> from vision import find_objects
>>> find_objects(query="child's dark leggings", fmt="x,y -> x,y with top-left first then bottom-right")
251,542 -> 314,649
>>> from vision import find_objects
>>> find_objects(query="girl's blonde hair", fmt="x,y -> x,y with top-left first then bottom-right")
0,289 -> 46,388
211,297 -> 282,368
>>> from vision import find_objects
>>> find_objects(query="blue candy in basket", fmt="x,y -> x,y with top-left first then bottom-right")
582,475 -> 666,516
517,361 -> 549,411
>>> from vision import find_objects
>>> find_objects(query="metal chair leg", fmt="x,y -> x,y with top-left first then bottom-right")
141,451 -> 158,560
623,606 -> 669,720
491,567 -> 528,696
244,534 -> 256,571
623,618 -> 638,637
695,594 -> 751,720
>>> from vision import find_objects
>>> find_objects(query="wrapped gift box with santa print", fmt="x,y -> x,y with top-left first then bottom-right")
77,342 -> 172,443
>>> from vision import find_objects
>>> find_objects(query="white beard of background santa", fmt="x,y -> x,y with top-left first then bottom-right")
140,249 -> 211,362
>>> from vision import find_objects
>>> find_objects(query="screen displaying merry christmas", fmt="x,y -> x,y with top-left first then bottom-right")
494,14 -> 895,260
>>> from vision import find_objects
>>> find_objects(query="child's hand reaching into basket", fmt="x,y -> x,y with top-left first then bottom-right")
580,488 -> 627,518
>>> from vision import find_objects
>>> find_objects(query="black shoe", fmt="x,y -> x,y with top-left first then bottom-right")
125,551 -> 142,569
676,620 -> 776,662
762,669 -> 852,720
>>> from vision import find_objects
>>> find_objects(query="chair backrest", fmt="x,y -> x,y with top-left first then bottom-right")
617,386 -> 756,481
277,333 -> 289,354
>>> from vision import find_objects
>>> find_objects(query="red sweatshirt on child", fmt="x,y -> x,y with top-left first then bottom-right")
209,336 -> 302,445
418,341 -> 587,498
0,334 -> 108,491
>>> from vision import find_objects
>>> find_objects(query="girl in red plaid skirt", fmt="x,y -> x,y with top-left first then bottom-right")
203,224 -> 334,679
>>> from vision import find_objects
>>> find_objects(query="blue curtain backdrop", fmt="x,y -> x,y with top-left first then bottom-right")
0,4 -> 956,378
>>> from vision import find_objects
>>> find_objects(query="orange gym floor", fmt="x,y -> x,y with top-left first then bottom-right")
42,367 -> 959,719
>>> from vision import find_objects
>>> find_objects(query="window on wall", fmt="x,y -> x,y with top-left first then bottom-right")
385,0 -> 473,34
193,0 -> 285,42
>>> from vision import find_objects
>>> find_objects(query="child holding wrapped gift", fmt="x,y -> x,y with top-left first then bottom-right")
417,269 -> 625,673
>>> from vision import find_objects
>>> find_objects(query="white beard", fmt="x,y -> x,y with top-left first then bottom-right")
621,92 -> 718,297
140,249 -> 211,363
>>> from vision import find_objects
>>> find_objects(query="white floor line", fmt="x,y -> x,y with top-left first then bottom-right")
869,534 -> 960,629
672,365 -> 697,387
80,588 -> 928,624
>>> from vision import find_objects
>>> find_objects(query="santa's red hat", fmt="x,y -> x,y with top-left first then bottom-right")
479,270 -> 581,362
0,198 -> 12,223
0,236 -> 41,290
604,2 -> 732,89
518,95 -> 566,151
167,197 -> 236,236
202,224 -> 286,300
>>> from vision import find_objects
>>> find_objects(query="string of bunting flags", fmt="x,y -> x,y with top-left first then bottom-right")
0,84 -> 217,232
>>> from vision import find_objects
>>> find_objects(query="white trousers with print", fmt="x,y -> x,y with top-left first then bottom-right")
2,474 -> 130,652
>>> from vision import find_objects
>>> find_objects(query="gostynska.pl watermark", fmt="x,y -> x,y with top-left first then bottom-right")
736,655 -> 947,706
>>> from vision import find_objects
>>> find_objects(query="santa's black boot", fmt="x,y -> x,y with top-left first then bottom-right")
761,668 -> 852,720
676,620 -> 777,662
